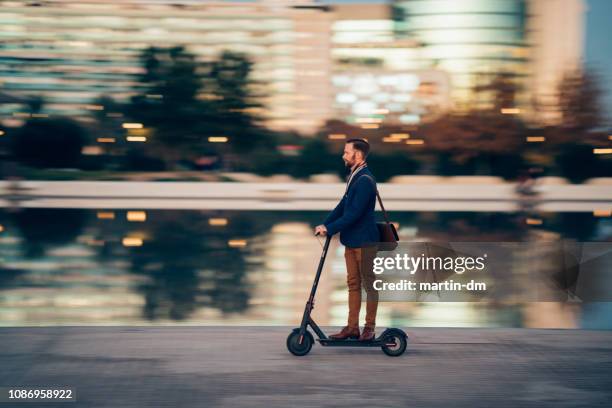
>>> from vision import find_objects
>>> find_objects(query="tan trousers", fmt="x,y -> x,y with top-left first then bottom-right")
345,246 -> 378,329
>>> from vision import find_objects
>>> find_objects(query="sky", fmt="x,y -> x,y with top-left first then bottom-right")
586,0 -> 612,124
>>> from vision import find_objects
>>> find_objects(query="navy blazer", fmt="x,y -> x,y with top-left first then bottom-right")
324,166 -> 380,248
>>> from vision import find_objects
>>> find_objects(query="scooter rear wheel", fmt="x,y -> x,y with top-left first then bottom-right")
286,329 -> 314,356
381,333 -> 407,357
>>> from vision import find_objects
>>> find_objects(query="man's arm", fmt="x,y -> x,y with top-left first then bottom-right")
325,177 -> 374,236
323,195 -> 346,226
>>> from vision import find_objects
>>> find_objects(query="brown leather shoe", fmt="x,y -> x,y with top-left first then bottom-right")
359,326 -> 375,341
329,326 -> 360,340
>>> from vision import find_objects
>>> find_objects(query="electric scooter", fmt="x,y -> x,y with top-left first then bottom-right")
286,234 -> 408,357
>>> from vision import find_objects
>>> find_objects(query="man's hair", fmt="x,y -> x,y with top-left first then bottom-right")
346,138 -> 370,158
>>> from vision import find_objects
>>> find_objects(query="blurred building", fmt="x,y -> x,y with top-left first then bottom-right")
0,0 -> 587,136
0,0 -> 333,134
325,0 -> 585,124
330,2 -> 451,125
391,0 -> 531,111
528,0 -> 586,124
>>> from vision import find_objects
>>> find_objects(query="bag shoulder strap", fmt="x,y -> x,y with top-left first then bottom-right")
360,174 -> 392,226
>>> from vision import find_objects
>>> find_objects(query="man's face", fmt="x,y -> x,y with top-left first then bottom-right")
342,142 -> 360,168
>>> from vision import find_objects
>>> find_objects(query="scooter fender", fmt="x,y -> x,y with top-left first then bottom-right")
379,328 -> 408,341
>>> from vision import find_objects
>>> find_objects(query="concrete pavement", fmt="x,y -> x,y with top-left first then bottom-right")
0,327 -> 611,407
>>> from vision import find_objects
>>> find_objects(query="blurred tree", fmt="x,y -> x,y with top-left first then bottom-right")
12,209 -> 89,258
26,95 -> 45,114
473,73 -> 518,112
423,111 -> 525,179
558,69 -> 603,133
555,143 -> 603,183
127,46 -> 208,165
293,138 -> 339,179
423,74 -> 527,179
366,151 -> 421,182
551,69 -> 608,182
88,95 -> 126,163
203,50 -> 272,154
12,117 -> 86,168
126,47 -> 271,168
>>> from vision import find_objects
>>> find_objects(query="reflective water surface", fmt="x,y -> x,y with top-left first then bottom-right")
0,208 -> 610,328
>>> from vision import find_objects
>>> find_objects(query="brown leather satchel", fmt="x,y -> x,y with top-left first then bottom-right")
374,190 -> 399,249
363,175 -> 399,249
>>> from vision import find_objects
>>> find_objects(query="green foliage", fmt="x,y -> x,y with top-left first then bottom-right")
292,139 -> 339,179
366,151 -> 421,182
125,47 -> 269,166
12,118 -> 85,168
558,69 -> 603,132
555,143 -> 603,183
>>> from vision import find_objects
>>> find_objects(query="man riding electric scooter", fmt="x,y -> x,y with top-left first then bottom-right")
314,138 -> 380,342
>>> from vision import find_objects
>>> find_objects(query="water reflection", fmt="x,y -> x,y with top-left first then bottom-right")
0,208 -> 609,328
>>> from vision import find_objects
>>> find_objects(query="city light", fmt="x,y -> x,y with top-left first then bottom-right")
0,225 -> 4,232
209,218 -> 228,226
126,211 -> 147,222
328,134 -> 346,140
122,123 -> 143,129
122,237 -> 143,247
228,239 -> 247,248
126,136 -> 147,142
501,108 -> 521,115
593,209 -> 611,217
208,136 -> 229,143
593,148 -> 612,154
13,112 -> 30,118
526,136 -> 546,142
383,137 -> 402,143
526,218 -> 543,225
356,117 -> 382,124
85,105 -> 104,111
97,211 -> 115,220
390,133 -> 410,139
361,124 -> 379,129
81,146 -> 103,155
0,130 -> 5,136
405,139 -> 424,145
127,128 -> 149,136
97,137 -> 116,143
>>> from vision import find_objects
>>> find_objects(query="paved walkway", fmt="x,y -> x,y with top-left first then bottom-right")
1,327 -> 611,407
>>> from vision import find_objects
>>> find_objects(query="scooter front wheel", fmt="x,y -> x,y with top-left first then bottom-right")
286,328 -> 314,356
381,333 -> 407,357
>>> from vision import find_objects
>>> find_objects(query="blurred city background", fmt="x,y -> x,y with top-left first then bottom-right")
0,0 -> 610,328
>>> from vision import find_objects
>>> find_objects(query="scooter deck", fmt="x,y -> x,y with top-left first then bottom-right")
318,338 -> 393,347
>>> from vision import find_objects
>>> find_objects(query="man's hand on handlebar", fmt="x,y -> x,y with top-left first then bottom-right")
314,225 -> 328,236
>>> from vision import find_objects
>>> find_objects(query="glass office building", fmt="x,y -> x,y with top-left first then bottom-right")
329,2 -> 451,125
0,1 -> 332,133
392,0 -> 530,108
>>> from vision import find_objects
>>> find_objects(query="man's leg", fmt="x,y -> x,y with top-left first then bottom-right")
345,247 -> 362,329
359,246 -> 379,339
329,247 -> 361,339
